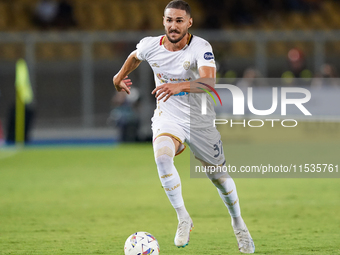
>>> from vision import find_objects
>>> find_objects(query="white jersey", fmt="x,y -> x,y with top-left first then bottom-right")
136,34 -> 216,129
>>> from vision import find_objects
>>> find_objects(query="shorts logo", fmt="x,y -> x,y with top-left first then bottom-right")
204,52 -> 214,60
183,61 -> 190,70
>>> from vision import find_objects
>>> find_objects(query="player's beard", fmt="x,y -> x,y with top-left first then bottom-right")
165,28 -> 188,44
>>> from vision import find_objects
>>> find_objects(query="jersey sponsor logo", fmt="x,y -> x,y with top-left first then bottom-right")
156,73 -> 168,84
204,52 -> 214,60
156,73 -> 192,84
174,92 -> 189,96
183,61 -> 190,70
170,78 -> 191,82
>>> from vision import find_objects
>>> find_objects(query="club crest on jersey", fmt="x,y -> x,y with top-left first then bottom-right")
183,61 -> 190,70
152,63 -> 160,68
204,52 -> 214,60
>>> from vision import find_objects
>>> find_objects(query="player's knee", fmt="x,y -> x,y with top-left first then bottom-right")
153,136 -> 175,165
206,171 -> 227,183
207,173 -> 228,191
211,176 -> 226,187
210,176 -> 220,184
155,154 -> 173,169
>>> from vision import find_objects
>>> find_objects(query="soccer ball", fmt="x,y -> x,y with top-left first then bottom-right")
124,231 -> 160,255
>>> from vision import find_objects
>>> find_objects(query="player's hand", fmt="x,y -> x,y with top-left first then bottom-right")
152,83 -> 181,102
113,75 -> 132,94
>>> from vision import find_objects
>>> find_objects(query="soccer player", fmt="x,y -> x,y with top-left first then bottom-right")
113,0 -> 255,253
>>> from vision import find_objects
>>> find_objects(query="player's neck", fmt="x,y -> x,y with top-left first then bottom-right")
164,33 -> 189,52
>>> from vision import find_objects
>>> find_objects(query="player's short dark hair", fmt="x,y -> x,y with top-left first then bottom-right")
165,0 -> 191,17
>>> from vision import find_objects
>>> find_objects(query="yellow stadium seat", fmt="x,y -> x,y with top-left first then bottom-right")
94,43 -> 115,60
268,42 -> 289,57
107,1 -> 126,30
257,19 -> 275,31
74,0 -> 93,29
144,1 -> 164,30
0,44 -> 24,60
229,42 -> 253,57
326,42 -> 340,56
36,43 -> 57,61
307,13 -> 328,30
285,13 -> 309,30
190,1 -> 204,27
59,43 -> 80,60
0,3 -> 9,30
124,2 -> 144,30
328,13 -> 340,29
90,3 -> 107,30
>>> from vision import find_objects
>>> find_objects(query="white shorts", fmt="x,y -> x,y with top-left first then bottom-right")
152,118 -> 226,165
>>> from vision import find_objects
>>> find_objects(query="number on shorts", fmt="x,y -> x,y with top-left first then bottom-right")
213,140 -> 223,158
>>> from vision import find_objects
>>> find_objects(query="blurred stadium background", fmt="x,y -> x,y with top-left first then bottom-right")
0,0 -> 340,144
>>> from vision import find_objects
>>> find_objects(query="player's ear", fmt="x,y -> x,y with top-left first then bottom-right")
163,16 -> 165,26
188,17 -> 193,28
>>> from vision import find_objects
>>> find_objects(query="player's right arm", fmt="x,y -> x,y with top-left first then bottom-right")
113,50 -> 142,94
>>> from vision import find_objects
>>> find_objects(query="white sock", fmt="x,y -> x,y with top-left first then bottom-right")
154,136 -> 188,220
175,205 -> 190,221
231,216 -> 245,230
208,173 -> 244,227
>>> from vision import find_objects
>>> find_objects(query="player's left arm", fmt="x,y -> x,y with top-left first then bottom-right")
113,50 -> 142,94
152,66 -> 216,102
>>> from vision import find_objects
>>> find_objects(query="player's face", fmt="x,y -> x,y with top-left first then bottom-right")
163,8 -> 192,44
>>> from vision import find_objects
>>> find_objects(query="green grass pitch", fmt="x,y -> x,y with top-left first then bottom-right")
0,143 -> 339,254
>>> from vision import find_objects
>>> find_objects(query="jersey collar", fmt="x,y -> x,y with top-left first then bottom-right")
160,33 -> 193,48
